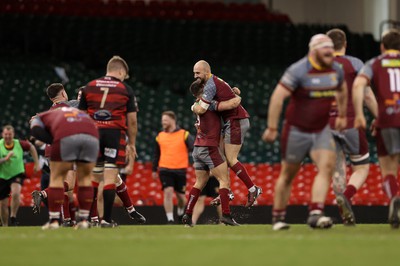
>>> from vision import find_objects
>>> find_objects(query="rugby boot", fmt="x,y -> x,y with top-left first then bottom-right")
389,196 -> 400,229
336,193 -> 356,226
100,220 -> 118,228
307,212 -> 333,229
62,218 -> 76,227
42,220 -> 60,230
90,217 -> 100,227
9,217 -> 19,226
210,190 -> 235,206
220,214 -> 240,226
182,214 -> 194,227
272,215 -> 290,231
128,210 -> 146,224
74,220 -> 90,230
31,190 -> 43,214
245,186 -> 263,207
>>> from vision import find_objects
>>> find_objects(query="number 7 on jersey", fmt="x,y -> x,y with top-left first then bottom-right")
100,87 -> 109,108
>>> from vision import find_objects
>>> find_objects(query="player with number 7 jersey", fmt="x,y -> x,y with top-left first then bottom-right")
79,77 -> 138,130
78,56 -> 143,227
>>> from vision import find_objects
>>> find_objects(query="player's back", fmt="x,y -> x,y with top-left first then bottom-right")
39,107 -> 98,142
194,110 -> 222,147
329,54 -> 363,128
79,76 -> 134,130
362,51 -> 400,128
49,101 -> 70,110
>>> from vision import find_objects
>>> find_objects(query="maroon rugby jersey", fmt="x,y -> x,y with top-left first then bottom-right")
36,107 -> 99,143
78,76 -> 138,130
194,110 -> 222,147
45,101 -> 79,157
280,57 -> 344,132
359,50 -> 400,128
201,75 -> 249,121
49,101 -> 70,110
329,54 -> 363,129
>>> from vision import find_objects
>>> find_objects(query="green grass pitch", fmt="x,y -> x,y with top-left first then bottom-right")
0,224 -> 399,266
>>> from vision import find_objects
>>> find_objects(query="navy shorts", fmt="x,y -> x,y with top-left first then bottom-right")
159,169 -> 187,194
201,177 -> 219,197
0,173 -> 25,200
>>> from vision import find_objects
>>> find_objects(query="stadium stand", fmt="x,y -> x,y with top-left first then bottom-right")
23,162 -> 389,207
0,0 -> 383,209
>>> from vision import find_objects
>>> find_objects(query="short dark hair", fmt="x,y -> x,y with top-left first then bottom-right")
162,111 -> 176,121
189,79 -> 204,97
382,29 -> 400,50
46,83 -> 64,99
326,28 -> 346,51
2,124 -> 14,132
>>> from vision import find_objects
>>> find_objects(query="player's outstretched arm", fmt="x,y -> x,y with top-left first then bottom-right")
29,142 -> 40,173
262,84 -> 291,143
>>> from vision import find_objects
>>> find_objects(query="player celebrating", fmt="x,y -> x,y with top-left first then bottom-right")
353,29 -> 400,228
182,79 -> 241,226
263,34 -> 348,230
192,60 -> 262,207
326,28 -> 378,225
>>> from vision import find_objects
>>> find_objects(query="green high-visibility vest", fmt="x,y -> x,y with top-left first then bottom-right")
0,139 -> 25,180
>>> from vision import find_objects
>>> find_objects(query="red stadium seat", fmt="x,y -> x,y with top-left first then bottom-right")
19,162 -> 395,207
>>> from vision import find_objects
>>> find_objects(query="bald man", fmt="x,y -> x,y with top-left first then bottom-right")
262,34 -> 348,230
192,60 -> 262,208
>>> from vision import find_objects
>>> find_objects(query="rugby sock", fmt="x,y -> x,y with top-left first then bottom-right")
41,189 -> 49,207
64,181 -> 69,192
383,174 -> 399,199
103,184 -> 116,223
185,187 -> 201,215
309,202 -> 324,213
62,194 -> 71,220
272,209 -> 286,223
219,188 -> 231,215
69,200 -> 77,222
77,186 -> 93,221
231,162 -> 254,189
48,187 -> 64,222
177,207 -> 185,216
116,181 -> 134,210
343,184 -> 357,201
166,212 -> 174,221
90,181 -> 99,221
